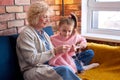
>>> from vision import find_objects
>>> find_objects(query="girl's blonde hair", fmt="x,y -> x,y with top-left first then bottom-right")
59,17 -> 75,28
27,1 -> 52,27
58,13 -> 78,34
58,17 -> 76,34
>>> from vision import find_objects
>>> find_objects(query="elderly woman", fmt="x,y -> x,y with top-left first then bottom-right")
16,1 -> 81,80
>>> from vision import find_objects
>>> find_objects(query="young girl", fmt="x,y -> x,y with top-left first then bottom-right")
49,13 -> 99,73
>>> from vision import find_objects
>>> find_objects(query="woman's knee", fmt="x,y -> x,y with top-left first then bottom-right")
59,66 -> 72,72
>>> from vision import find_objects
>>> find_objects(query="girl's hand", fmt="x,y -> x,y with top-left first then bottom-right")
68,44 -> 79,52
69,44 -> 82,53
76,44 -> 81,52
76,41 -> 87,49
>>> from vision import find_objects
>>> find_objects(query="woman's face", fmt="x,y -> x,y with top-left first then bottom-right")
59,23 -> 74,38
39,15 -> 50,28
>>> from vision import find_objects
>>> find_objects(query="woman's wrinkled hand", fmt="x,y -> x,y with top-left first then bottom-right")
54,45 -> 71,54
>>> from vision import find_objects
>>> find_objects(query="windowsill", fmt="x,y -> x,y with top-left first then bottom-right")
82,33 -> 120,43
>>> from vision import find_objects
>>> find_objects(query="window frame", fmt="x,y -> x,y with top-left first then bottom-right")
81,0 -> 120,43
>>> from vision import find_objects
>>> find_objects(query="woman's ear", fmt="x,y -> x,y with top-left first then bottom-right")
39,17 -> 43,22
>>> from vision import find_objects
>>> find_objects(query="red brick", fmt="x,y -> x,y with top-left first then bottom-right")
55,0 -> 61,5
78,4 -> 81,10
75,11 -> 81,15
17,26 -> 26,33
6,6 -> 23,13
65,5 -> 79,10
64,0 -> 73,4
31,0 -> 45,4
0,22 -> 7,30
25,19 -> 28,25
0,7 -> 5,14
0,13 -> 15,22
64,10 -> 72,15
52,5 -> 60,11
74,0 -> 81,4
24,5 -> 30,12
0,30 -> 3,36
16,13 -> 26,19
52,16 -> 60,21
15,0 -> 30,5
78,22 -> 81,27
56,21 -> 59,25
45,0 -> 55,5
0,0 -> 14,6
55,11 -> 60,16
2,28 -> 17,36
8,20 -> 24,28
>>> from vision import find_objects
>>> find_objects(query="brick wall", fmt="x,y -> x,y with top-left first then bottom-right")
0,0 -> 81,35
0,0 -> 30,35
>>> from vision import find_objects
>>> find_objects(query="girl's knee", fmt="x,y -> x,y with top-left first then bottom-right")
59,66 -> 72,72
86,49 -> 94,57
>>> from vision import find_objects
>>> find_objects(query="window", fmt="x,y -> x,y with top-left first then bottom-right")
81,0 -> 120,43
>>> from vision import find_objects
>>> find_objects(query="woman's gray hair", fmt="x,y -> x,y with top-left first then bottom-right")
27,1 -> 53,27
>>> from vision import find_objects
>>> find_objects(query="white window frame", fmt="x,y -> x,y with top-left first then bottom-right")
81,0 -> 120,43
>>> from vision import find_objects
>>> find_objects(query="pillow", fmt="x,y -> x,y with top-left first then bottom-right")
0,35 -> 23,80
43,26 -> 54,36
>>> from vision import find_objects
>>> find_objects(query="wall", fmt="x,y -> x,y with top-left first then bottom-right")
0,0 -> 30,35
0,0 -> 81,35
1,0 -> 118,45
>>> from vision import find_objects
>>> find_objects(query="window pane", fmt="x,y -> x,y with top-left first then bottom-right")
96,0 -> 120,2
92,11 -> 120,30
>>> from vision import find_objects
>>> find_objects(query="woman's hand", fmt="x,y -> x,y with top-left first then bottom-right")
54,45 -> 71,55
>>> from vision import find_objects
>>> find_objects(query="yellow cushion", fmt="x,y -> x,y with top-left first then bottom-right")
78,42 -> 120,80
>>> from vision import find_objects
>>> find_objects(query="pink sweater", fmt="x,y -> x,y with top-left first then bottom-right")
49,33 -> 87,73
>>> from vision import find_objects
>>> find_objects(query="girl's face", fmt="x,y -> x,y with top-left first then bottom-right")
59,23 -> 74,38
